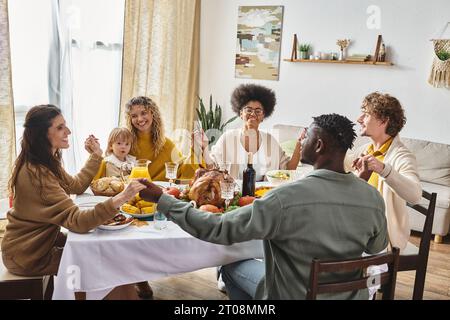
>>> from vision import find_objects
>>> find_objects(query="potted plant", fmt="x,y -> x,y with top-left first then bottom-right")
336,39 -> 351,61
196,95 -> 238,146
298,43 -> 311,59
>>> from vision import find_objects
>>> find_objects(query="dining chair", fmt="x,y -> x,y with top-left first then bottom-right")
398,190 -> 437,300
306,247 -> 400,300
0,256 -> 53,300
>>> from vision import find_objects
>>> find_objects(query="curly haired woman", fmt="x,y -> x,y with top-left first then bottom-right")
198,84 -> 304,180
94,96 -> 199,182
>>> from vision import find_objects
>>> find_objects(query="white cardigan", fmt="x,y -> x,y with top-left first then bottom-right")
346,135 -> 422,251
210,129 -> 290,181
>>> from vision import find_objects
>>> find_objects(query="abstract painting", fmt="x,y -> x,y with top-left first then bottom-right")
235,6 -> 284,81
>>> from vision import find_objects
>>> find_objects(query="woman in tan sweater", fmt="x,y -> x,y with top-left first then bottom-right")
1,105 -> 146,277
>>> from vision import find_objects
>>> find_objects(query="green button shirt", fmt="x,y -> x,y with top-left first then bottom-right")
157,169 -> 388,300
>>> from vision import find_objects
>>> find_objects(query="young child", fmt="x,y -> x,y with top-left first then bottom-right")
104,127 -> 136,178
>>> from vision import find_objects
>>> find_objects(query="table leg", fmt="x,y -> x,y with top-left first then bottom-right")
75,291 -> 86,300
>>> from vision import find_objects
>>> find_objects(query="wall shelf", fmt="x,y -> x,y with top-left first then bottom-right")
283,58 -> 394,66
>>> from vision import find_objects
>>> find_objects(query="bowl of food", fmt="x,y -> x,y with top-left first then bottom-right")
265,170 -> 293,186
121,195 -> 157,218
90,177 -> 125,197
98,213 -> 134,231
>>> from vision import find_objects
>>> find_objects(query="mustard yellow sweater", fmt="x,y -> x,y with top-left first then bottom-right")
1,154 -> 118,275
95,132 -> 201,181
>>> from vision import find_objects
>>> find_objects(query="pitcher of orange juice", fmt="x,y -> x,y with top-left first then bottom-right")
127,159 -> 152,181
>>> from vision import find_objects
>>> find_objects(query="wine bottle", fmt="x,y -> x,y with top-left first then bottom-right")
242,152 -> 256,197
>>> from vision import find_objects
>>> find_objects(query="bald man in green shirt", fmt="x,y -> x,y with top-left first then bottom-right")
139,114 -> 388,300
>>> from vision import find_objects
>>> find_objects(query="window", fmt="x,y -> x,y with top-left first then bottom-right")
9,0 -> 53,151
9,0 -> 125,173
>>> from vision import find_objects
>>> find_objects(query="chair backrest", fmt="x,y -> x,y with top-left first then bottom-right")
400,190 -> 437,300
307,247 -> 400,300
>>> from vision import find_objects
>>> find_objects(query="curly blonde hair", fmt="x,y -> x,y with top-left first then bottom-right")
361,92 -> 406,137
125,96 -> 165,157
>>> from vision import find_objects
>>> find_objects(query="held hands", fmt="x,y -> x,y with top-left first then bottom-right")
122,179 -> 148,199
358,155 -> 385,174
352,156 -> 372,181
84,135 -> 102,157
112,179 -> 148,208
138,179 -> 164,203
352,154 -> 385,181
298,128 -> 307,143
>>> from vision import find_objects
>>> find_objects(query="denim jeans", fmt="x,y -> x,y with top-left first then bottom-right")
220,259 -> 265,300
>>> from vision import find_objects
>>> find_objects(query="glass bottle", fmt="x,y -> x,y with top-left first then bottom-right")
242,152 -> 256,197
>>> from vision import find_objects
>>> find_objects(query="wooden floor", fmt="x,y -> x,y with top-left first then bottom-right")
0,219 -> 448,300
147,232 -> 450,300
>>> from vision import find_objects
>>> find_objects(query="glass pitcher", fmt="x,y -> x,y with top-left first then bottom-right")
127,159 -> 152,181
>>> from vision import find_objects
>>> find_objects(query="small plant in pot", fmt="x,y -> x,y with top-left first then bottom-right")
298,43 -> 311,59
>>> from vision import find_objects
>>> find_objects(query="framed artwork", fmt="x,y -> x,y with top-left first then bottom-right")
235,6 -> 284,81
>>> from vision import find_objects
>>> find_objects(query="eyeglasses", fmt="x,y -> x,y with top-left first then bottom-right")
242,107 -> 264,116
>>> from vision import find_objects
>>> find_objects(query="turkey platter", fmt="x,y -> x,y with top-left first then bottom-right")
187,168 -> 234,207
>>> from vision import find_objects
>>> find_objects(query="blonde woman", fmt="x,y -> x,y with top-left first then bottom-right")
122,96 -> 201,298
125,96 -> 198,181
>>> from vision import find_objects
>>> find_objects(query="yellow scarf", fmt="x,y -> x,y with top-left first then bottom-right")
367,137 -> 393,191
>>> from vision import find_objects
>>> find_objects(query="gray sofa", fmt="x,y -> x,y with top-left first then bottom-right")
273,124 -> 450,243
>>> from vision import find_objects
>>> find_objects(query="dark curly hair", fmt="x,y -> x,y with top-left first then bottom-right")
230,84 -> 276,118
361,92 -> 406,137
313,114 -> 357,152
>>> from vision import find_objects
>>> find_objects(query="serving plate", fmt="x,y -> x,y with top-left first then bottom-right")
98,213 -> 134,231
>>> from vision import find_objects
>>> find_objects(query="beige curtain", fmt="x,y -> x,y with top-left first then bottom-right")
120,0 -> 200,144
0,0 -> 16,199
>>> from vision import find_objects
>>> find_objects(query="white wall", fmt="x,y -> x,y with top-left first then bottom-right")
199,0 -> 450,144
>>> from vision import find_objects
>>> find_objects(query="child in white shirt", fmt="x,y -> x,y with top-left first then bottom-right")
104,127 -> 136,178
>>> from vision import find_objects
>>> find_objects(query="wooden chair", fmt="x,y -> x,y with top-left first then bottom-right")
0,256 -> 53,300
307,247 -> 400,300
399,190 -> 437,300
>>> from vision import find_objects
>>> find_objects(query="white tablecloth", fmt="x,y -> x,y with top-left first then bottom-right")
52,176 -> 315,300
52,222 -> 264,299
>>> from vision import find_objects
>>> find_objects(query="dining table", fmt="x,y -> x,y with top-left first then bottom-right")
52,181 -> 265,300
52,167 -> 314,300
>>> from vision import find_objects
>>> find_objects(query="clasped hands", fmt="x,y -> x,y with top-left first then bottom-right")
352,154 -> 385,181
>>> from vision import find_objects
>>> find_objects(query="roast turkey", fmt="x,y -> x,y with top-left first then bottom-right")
188,168 -> 233,207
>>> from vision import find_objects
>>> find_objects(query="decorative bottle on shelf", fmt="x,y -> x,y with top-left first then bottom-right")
378,43 -> 386,62
242,152 -> 256,197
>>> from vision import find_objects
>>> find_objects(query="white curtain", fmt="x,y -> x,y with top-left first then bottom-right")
49,0 -> 125,174
0,0 -> 16,198
120,0 -> 200,148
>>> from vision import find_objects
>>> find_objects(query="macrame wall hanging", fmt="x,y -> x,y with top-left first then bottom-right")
428,23 -> 450,88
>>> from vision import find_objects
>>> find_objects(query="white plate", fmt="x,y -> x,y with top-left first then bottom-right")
120,210 -> 155,219
98,213 -> 133,231
74,195 -> 110,209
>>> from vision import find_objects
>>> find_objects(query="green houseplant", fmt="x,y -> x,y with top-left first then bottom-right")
196,95 -> 238,145
298,43 -> 311,59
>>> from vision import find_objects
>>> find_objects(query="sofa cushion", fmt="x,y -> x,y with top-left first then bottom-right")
402,137 -> 450,187
420,182 -> 450,209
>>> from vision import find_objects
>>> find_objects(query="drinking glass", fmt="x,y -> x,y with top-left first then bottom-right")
217,161 -> 231,174
220,180 -> 235,210
165,162 -> 179,187
154,211 -> 168,230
